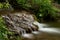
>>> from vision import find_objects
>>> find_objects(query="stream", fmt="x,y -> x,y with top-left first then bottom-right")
21,21 -> 60,40
0,10 -> 60,40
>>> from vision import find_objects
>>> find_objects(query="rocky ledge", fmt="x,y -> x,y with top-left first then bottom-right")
2,11 -> 38,35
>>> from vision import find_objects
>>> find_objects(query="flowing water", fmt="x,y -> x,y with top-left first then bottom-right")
21,21 -> 60,40
0,10 -> 60,40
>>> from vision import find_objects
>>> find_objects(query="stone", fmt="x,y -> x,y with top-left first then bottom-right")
2,11 -> 38,35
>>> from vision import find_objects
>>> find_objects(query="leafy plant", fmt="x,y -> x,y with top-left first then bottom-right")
0,16 -> 9,40
4,2 -> 10,9
0,2 -> 10,9
0,3 -> 3,8
16,0 -> 57,21
0,16 -> 21,40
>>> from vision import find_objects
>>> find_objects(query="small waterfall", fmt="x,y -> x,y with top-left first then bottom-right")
33,21 -> 60,34
33,21 -> 48,28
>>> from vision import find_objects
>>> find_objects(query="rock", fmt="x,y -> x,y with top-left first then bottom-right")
2,11 -> 38,35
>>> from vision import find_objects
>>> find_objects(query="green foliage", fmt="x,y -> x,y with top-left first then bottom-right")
3,2 -> 10,9
0,2 -> 10,9
0,3 -> 3,8
0,16 -> 21,40
16,0 -> 57,21
0,16 -> 9,40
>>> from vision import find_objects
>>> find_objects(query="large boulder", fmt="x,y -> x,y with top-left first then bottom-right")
2,11 -> 38,35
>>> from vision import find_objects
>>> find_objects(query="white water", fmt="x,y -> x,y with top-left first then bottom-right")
33,21 -> 60,34
22,21 -> 60,38
22,33 -> 34,39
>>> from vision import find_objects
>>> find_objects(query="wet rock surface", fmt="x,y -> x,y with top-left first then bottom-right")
2,11 -> 38,35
